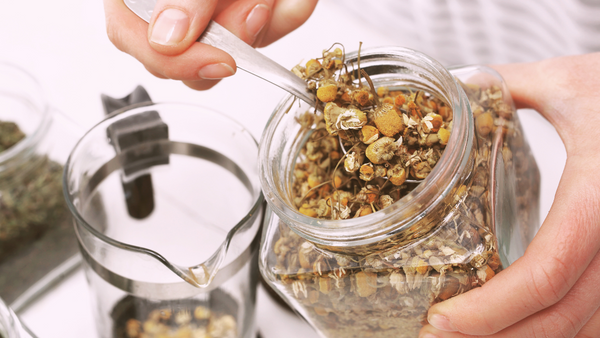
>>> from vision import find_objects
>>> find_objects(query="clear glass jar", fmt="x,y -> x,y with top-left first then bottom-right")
0,63 -> 81,304
64,103 -> 264,338
258,47 -> 540,337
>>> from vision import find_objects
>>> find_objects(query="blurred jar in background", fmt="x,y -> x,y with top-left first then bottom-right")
0,63 -> 81,305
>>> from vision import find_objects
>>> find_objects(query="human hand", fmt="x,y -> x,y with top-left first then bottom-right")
419,53 -> 600,338
103,0 -> 318,90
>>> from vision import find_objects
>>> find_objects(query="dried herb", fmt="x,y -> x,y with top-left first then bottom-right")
0,120 -> 76,304
122,307 -> 236,338
290,45 -> 451,221
113,295 -> 238,338
263,46 -> 534,337
0,121 -> 25,152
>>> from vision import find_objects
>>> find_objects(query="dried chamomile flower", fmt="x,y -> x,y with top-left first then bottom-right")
355,271 -> 377,297
316,198 -> 331,217
476,111 -> 494,137
355,205 -> 373,217
374,164 -> 387,178
388,164 -> 407,186
371,103 -> 404,137
317,83 -> 338,102
366,137 -> 397,164
421,113 -> 443,133
305,59 -> 321,77
324,102 -> 367,135
355,186 -> 377,204
344,151 -> 363,173
359,163 -> 375,181
360,125 -> 379,144
379,194 -> 394,209
438,127 -> 451,145
353,89 -> 372,106
377,86 -> 389,97
291,64 -> 306,79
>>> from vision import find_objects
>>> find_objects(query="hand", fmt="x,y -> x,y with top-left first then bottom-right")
419,53 -> 600,338
103,0 -> 318,90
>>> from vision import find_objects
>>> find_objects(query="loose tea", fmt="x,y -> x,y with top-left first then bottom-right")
289,45 -> 452,221
262,46 -> 533,337
0,121 -> 25,152
0,120 -> 76,303
112,294 -> 238,338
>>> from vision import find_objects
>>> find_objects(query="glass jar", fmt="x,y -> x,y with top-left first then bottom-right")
258,47 -> 540,337
0,63 -> 81,304
64,103 -> 264,338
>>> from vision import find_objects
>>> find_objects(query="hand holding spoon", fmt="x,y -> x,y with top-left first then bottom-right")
123,0 -> 315,104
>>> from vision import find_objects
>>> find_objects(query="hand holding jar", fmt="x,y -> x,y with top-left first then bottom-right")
420,52 -> 600,338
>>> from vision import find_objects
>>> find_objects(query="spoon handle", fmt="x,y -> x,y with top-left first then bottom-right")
201,21 -> 315,104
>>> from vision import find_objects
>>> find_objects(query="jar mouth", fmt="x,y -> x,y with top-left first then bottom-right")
259,46 -> 474,248
0,62 -> 50,172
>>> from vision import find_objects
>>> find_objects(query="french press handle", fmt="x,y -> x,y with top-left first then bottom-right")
100,86 -> 169,219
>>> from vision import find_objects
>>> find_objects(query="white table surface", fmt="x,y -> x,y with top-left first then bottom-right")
1,0 -> 565,337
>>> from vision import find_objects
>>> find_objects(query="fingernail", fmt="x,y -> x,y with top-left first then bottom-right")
198,63 -> 235,80
150,8 -> 189,45
420,334 -> 439,338
428,314 -> 458,332
246,4 -> 269,40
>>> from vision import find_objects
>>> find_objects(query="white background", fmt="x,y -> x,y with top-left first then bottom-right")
0,0 -> 565,337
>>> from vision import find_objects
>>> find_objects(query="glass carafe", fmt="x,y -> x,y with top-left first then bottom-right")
258,47 -> 540,337
64,103 -> 264,338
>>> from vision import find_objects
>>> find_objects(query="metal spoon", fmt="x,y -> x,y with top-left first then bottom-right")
125,0 -> 421,185
123,0 -> 315,104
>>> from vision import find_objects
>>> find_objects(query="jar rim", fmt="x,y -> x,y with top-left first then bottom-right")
259,46 -> 474,248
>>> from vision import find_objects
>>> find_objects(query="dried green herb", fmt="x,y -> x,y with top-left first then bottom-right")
0,121 -> 25,152
0,120 -> 76,304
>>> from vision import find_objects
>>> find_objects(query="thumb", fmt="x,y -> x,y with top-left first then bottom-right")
149,0 -> 277,56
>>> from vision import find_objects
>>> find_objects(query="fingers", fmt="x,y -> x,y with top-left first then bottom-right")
257,0 -> 319,47
490,62 -> 542,111
493,54 -> 600,155
213,0 -> 318,47
419,250 -> 600,338
104,0 -> 236,89
181,79 -> 222,91
213,0 -> 275,47
424,154 -> 600,335
577,307 -> 600,338
104,0 -> 317,89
